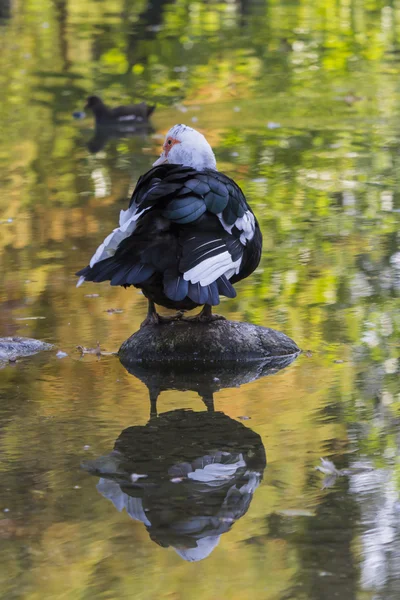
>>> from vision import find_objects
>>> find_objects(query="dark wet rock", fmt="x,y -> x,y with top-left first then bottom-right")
119,320 -> 300,365
0,337 -> 53,362
119,319 -> 300,415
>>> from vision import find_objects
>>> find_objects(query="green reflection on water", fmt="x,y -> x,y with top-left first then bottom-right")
0,0 -> 400,598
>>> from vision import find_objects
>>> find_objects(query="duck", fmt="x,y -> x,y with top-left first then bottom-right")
76,124 -> 262,326
84,95 -> 156,125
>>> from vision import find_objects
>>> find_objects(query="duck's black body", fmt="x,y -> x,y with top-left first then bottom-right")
85,95 -> 155,125
77,164 -> 262,312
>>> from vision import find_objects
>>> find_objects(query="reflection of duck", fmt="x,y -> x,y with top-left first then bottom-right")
120,352 -> 299,415
76,125 -> 262,326
84,95 -> 155,125
86,121 -> 154,154
83,409 -> 266,562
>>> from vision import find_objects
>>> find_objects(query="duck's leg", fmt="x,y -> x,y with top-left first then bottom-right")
140,299 -> 159,328
149,385 -> 160,419
200,392 -> 215,412
185,304 -> 226,323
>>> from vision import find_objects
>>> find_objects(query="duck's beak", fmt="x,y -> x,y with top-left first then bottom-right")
153,152 -> 168,166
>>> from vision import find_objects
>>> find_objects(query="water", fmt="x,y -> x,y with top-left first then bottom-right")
1,0 -> 400,598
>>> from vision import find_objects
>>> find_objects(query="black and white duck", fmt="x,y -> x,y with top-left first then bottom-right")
76,124 -> 262,325
84,95 -> 156,125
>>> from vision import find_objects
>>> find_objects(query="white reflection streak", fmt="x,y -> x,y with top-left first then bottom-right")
349,462 -> 400,591
91,168 -> 109,198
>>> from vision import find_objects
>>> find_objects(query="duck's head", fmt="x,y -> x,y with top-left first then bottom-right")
85,95 -> 105,111
153,124 -> 217,171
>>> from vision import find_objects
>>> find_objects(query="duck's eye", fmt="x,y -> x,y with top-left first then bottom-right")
167,139 -> 172,145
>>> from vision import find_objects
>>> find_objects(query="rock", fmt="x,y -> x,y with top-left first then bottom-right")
0,337 -> 53,362
119,320 -> 300,415
119,320 -> 300,365
122,351 -> 299,389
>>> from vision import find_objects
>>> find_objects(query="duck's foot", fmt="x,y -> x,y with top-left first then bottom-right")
140,313 -> 159,328
187,313 -> 226,323
140,314 -> 183,327
140,301 -> 184,328
158,311 -> 184,325
183,304 -> 226,323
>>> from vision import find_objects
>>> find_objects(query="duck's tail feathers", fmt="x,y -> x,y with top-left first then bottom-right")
186,282 -> 220,305
163,272 -> 235,305
75,259 -> 154,287
76,265 -> 91,287
217,275 -> 237,298
147,104 -> 156,118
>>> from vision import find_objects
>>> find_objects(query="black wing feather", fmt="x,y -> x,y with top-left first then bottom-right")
208,281 -> 220,305
217,275 -> 237,298
188,282 -> 210,305
163,269 -> 189,302
110,264 -> 134,286
125,263 -> 155,285
163,196 -> 206,223
86,257 -> 124,282
77,164 -> 260,306
129,165 -> 196,208
179,234 -> 227,272
178,178 -> 210,196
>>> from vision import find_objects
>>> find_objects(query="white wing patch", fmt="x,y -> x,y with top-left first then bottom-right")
76,203 -> 148,287
218,209 -> 255,245
90,204 -> 148,267
183,252 -> 241,287
182,209 -> 255,287
235,211 -> 255,244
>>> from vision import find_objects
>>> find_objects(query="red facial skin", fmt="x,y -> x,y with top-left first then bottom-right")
163,137 -> 181,157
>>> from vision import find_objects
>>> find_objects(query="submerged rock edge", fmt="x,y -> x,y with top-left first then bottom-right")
118,320 -> 300,364
0,337 -> 54,361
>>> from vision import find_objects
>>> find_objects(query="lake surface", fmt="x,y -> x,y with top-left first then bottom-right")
1,0 -> 400,598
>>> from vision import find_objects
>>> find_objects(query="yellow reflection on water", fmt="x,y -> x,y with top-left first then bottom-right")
0,0 -> 400,598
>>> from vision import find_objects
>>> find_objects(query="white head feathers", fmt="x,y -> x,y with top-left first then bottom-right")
153,124 -> 217,171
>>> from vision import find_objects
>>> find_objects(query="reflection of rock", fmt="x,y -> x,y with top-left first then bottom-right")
120,351 -> 299,415
0,337 -> 53,363
120,319 -> 299,366
87,122 -> 154,154
83,409 -> 266,562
